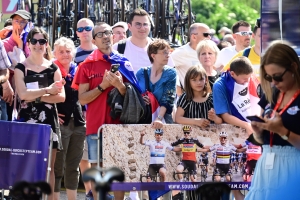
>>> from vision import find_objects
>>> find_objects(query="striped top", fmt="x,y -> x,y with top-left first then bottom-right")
177,93 -> 214,119
74,46 -> 96,64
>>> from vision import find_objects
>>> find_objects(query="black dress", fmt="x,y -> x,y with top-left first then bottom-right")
15,63 -> 62,150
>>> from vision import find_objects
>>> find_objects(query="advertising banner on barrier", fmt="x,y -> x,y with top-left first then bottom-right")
0,121 -> 51,189
102,124 -> 257,190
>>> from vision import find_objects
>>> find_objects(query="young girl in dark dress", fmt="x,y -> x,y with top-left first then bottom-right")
175,65 -> 222,128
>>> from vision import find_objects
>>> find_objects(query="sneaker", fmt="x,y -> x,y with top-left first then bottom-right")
86,190 -> 94,200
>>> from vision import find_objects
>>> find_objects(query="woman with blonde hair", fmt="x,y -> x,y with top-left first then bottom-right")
196,39 -> 221,89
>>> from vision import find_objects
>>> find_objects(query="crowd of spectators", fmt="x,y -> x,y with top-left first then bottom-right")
1,7 -> 299,200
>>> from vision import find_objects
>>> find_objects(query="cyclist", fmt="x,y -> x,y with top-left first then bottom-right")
201,131 -> 245,182
140,129 -> 180,182
233,140 -> 262,181
171,125 -> 205,182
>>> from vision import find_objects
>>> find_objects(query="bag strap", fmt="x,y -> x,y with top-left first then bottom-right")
242,47 -> 251,57
144,67 -> 151,92
117,39 -> 127,54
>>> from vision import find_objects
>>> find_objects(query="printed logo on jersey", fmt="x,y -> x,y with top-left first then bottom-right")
88,73 -> 104,79
155,145 -> 163,149
238,87 -> 248,96
181,144 -> 196,152
287,106 -> 300,115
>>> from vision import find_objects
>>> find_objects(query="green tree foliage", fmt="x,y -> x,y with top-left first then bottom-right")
191,0 -> 260,33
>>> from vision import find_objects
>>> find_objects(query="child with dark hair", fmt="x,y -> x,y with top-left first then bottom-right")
175,65 -> 222,128
213,56 -> 260,135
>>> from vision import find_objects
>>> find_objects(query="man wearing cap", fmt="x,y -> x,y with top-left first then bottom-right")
171,23 -> 211,95
112,21 -> 128,44
2,10 -> 32,57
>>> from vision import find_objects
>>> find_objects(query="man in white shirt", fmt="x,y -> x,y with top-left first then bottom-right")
170,23 -> 211,95
112,8 -> 174,73
215,21 -> 251,71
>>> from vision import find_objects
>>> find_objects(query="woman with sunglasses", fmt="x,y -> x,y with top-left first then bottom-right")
14,27 -> 65,200
233,42 -> 300,200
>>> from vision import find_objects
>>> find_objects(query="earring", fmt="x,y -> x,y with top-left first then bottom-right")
292,74 -> 295,78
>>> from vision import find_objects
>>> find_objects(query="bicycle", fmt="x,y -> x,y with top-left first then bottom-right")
198,164 -> 207,182
163,0 -> 194,45
140,172 -> 161,182
212,165 -> 232,182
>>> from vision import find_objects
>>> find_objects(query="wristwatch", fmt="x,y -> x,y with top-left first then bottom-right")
281,131 -> 290,140
157,115 -> 163,121
97,85 -> 105,92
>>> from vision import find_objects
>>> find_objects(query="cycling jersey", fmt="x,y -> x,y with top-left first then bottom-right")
242,141 -> 262,161
210,144 -> 237,164
171,138 -> 203,162
144,140 -> 174,164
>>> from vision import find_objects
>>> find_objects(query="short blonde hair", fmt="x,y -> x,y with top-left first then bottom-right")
196,40 -> 220,60
77,18 -> 94,27
53,37 -> 76,58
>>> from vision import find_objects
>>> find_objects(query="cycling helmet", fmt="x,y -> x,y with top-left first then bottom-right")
219,131 -> 228,137
182,125 -> 192,132
155,129 -> 164,134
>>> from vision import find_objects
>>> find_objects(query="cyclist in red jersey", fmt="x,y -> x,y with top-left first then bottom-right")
171,125 -> 205,182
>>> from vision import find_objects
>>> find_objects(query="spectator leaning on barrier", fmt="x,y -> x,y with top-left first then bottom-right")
171,23 -> 211,95
136,38 -> 177,127
215,21 -> 251,71
213,57 -> 261,136
52,37 -> 86,200
113,8 -> 174,74
112,21 -> 128,44
76,22 -> 128,200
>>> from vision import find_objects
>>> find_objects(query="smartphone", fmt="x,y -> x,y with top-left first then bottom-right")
246,115 -> 265,123
110,64 -> 120,73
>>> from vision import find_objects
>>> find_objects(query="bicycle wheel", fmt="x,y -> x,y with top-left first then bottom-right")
177,0 -> 192,45
164,0 -> 176,42
152,0 -> 161,38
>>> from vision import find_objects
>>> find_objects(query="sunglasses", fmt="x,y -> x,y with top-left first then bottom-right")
184,132 -> 191,135
30,38 -> 47,45
235,31 -> 253,36
93,30 -> 113,39
220,137 -> 227,140
77,26 -> 93,33
264,69 -> 288,82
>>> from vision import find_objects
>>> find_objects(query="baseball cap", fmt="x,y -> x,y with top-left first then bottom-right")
10,10 -> 31,20
112,21 -> 128,32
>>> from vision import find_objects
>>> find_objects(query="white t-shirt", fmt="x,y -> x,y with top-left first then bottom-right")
171,43 -> 200,87
214,46 -> 238,70
144,140 -> 174,164
113,37 -> 174,74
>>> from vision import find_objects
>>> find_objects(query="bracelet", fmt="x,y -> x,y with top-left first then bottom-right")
97,85 -> 105,92
157,115 -> 163,121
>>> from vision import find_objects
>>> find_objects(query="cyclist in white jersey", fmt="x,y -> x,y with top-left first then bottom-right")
140,129 -> 180,182
200,131 -> 245,181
